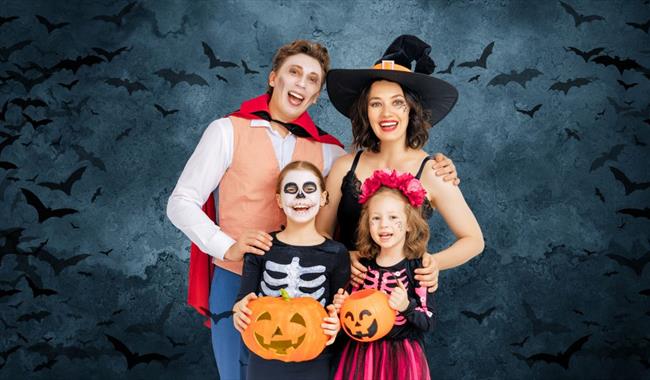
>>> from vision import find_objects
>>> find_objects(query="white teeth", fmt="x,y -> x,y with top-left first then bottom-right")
380,121 -> 397,127
289,91 -> 304,100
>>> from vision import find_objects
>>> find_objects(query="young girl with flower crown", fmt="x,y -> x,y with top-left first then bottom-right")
232,161 -> 351,380
332,169 -> 436,380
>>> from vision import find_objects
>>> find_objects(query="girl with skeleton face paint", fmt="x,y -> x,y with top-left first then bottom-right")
233,161 -> 350,380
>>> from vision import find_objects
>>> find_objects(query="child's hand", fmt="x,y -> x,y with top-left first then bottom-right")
232,292 -> 257,333
332,288 -> 349,314
322,304 -> 340,346
388,279 -> 409,312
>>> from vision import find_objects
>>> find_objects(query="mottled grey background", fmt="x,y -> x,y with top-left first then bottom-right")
1,0 -> 649,379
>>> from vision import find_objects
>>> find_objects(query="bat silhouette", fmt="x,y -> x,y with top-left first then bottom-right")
10,97 -> 47,110
71,144 -> 106,171
97,319 -> 114,327
609,166 -> 650,195
460,307 -> 496,324
77,271 -> 92,277
35,15 -> 69,33
564,46 -> 604,62
517,334 -> 591,369
241,60 -> 259,74
20,188 -> 78,222
548,77 -> 595,94
33,358 -> 57,372
154,104 -> 179,117
0,288 -> 20,298
17,310 -> 51,322
105,334 -> 174,369
640,289 -> 650,296
92,2 -> 138,26
0,345 -> 20,367
0,16 -> 19,27
606,250 -> 650,276
522,301 -> 571,336
105,78 -> 148,95
515,103 -> 542,118
626,19 -> 650,33
216,74 -> 228,83
37,166 -> 87,195
488,69 -> 543,88
510,336 -> 529,347
60,96 -> 91,117
31,248 -> 90,276
52,55 -> 104,74
0,100 -> 8,121
166,336 -> 187,348
565,128 -> 580,141
155,69 -> 209,88
22,112 -> 53,129
592,55 -> 643,75
458,41 -> 494,69
201,41 -> 238,69
590,144 -> 624,171
116,127 -> 132,141
0,161 -> 17,170
112,308 -> 124,315
603,271 -> 618,277
5,70 -> 52,92
623,100 -> 633,106
572,309 -> 584,315
13,61 -> 49,75
57,79 -> 79,90
594,187 -> 605,202
0,39 -> 32,62
437,59 -> 455,74
560,1 -> 605,26
91,187 -> 103,203
0,132 -> 21,156
468,74 -> 480,83
24,275 -> 58,297
126,302 -> 174,335
92,46 -> 131,62
100,248 -> 113,256
199,307 -> 234,325
617,80 -> 638,90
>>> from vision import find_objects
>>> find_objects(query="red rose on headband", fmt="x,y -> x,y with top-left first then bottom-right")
359,169 -> 427,207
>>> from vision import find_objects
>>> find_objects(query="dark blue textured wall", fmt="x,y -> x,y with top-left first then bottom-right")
1,1 -> 649,379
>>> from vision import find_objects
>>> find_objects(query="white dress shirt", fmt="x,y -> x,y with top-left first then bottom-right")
166,117 -> 346,260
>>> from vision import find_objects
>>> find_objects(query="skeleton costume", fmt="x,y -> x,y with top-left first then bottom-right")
237,232 -> 350,380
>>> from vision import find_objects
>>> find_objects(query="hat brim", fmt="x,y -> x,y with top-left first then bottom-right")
326,69 -> 458,126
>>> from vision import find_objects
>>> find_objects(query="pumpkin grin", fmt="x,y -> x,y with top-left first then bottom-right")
254,332 -> 306,354
344,318 -> 378,339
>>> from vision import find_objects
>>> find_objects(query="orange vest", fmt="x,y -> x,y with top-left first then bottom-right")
212,117 -> 324,274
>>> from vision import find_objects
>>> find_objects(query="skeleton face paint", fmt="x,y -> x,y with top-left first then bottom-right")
279,169 -> 322,223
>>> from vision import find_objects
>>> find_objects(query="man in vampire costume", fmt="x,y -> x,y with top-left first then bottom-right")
167,39 -> 457,380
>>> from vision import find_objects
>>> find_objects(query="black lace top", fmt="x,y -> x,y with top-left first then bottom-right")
336,151 -> 434,250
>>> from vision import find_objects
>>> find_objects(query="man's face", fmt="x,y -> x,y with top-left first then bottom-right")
278,169 -> 324,224
268,53 -> 323,122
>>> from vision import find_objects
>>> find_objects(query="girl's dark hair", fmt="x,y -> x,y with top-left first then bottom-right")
350,80 -> 432,153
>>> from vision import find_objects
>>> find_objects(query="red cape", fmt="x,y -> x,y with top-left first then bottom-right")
187,94 -> 343,327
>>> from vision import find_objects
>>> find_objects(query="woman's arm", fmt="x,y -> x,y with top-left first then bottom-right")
316,153 -> 354,238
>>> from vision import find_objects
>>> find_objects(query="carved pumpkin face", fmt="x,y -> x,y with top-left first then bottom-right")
242,292 -> 328,362
340,288 -> 396,342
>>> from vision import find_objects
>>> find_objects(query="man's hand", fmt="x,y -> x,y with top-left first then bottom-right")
414,253 -> 439,293
433,153 -> 460,186
349,250 -> 367,286
232,292 -> 257,333
224,230 -> 272,261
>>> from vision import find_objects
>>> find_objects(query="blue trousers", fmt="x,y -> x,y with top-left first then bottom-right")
209,266 -> 250,380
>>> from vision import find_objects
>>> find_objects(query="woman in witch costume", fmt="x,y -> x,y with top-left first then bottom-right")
318,35 -> 484,298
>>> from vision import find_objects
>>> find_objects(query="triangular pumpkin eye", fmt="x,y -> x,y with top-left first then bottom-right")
257,312 -> 271,321
290,313 -> 306,326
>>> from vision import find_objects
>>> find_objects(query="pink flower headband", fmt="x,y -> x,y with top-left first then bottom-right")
358,169 -> 427,207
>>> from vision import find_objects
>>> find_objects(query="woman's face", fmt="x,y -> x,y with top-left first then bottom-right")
277,169 -> 326,224
366,80 -> 409,145
268,53 -> 323,122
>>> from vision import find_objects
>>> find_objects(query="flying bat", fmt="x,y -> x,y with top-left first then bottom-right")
0,161 -> 17,170
17,310 -> 51,322
155,68 -> 209,88
105,334 -> 174,369
115,127 -> 132,141
515,103 -> 542,118
565,128 -> 581,141
468,74 -> 480,83
35,15 -> 69,33
564,46 -> 604,62
215,74 -> 228,83
154,104 -> 179,118
510,336 -> 529,348
92,46 -> 131,62
52,55 -> 104,74
595,187 -> 605,202
458,41 -> 494,69
33,359 -> 57,372
617,80 -> 638,90
22,113 -> 53,129
24,275 -> 58,297
20,188 -> 78,222
105,78 -> 148,95
606,97 -> 633,114
609,166 -> 650,195
126,302 -> 174,335
31,247 -> 91,276
606,250 -> 650,276
58,79 -> 79,90
10,97 -> 48,110
548,77 -> 595,94
522,301 -> 571,336
560,1 -> 605,27
4,70 -> 52,92
241,60 -> 259,74
488,68 -> 543,88
0,100 -> 8,121
0,16 -> 19,28
460,307 -> 496,324
515,334 -> 591,369
591,55 -> 643,75
201,41 -> 239,69
91,187 -> 103,203
437,59 -> 455,74
0,39 -> 32,62
199,307 -> 234,325
626,19 -> 650,33
617,207 -> 650,219
92,2 -> 137,26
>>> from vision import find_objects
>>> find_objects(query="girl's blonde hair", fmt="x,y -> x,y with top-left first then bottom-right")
356,187 -> 429,260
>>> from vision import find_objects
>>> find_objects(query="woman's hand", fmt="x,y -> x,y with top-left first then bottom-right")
414,253 -> 439,293
232,292 -> 257,333
333,288 -> 349,314
322,304 -> 340,345
388,279 -> 409,312
432,153 -> 460,186
349,250 -> 367,286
